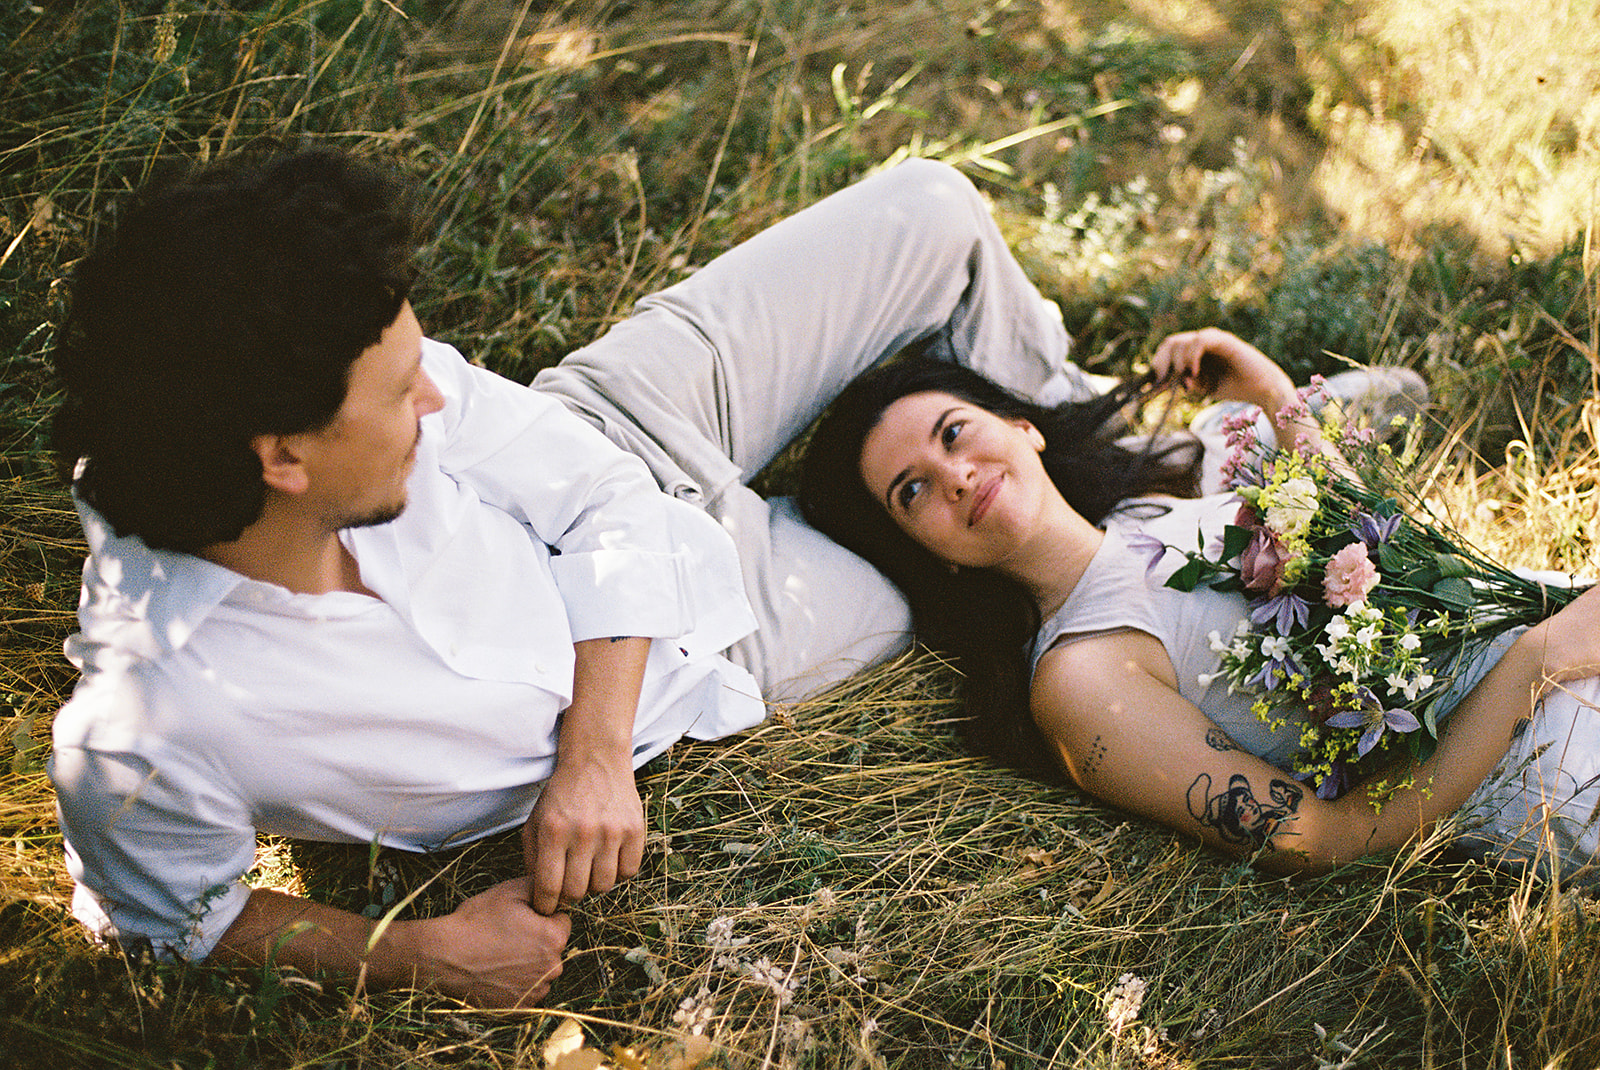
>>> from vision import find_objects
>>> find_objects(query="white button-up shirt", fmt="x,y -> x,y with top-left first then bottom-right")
49,339 -> 764,960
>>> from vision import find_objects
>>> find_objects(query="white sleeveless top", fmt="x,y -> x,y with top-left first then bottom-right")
1030,493 -> 1600,883
1030,493 -> 1306,768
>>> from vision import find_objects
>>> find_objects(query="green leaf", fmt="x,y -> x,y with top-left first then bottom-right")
1431,576 -> 1475,610
1165,559 -> 1206,593
1434,553 -> 1472,578
1409,730 -> 1438,764
1221,524 -> 1252,561
1378,542 -> 1408,573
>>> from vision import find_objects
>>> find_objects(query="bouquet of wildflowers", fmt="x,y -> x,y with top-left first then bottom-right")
1162,381 -> 1585,799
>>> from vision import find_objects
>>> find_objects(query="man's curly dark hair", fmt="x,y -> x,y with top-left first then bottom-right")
51,144 -> 421,553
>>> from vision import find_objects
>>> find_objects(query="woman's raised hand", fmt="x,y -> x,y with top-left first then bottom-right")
1150,328 -> 1296,415
1152,328 -> 1319,454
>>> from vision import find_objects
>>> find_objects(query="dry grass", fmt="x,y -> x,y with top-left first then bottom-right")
6,0 -> 1600,1066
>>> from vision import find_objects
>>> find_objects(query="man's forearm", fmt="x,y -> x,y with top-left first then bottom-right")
212,887 -> 427,992
561,635 -> 650,754
212,881 -> 569,1006
524,636 -> 651,913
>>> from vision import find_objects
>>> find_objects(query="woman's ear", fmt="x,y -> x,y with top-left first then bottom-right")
1012,418 -> 1046,452
251,433 -> 311,495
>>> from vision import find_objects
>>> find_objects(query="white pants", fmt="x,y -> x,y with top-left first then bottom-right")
534,159 -> 1098,701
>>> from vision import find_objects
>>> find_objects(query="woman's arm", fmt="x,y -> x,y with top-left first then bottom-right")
1033,589 -> 1600,871
1151,329 -> 1320,454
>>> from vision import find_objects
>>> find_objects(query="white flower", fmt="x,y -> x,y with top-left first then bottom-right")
705,916 -> 750,951
1400,672 -> 1435,701
1355,624 -> 1382,648
1260,635 -> 1290,659
1207,630 -> 1226,653
672,986 -> 715,1035
1102,972 -> 1147,1034
1324,617 -> 1351,642
1264,476 -> 1318,539
1399,633 -> 1421,652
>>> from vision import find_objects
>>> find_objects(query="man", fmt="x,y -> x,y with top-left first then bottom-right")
49,147 -> 765,1006
49,144 -> 1423,1007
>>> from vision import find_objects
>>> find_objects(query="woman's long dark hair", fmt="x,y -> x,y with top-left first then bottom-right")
798,355 -> 1198,776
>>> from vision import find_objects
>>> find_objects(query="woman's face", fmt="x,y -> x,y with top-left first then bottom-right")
857,390 -> 1051,569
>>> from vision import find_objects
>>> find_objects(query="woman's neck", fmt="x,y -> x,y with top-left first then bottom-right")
998,500 -> 1105,619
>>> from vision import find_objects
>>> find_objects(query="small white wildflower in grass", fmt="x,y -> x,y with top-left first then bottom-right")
741,956 -> 801,1008
1102,972 -> 1147,1034
671,985 -> 715,1036
705,916 -> 750,952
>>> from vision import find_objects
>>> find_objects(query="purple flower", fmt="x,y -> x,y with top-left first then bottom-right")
1350,511 -> 1402,550
1124,531 -> 1170,576
1326,704 -> 1421,757
1250,592 -> 1312,636
1315,763 -> 1349,799
1239,527 -> 1289,595
1246,649 -> 1304,692
1292,761 -> 1350,800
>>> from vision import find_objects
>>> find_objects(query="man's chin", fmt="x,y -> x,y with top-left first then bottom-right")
341,499 -> 407,531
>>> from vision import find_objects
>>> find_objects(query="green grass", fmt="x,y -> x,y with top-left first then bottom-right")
4,0 -> 1600,1066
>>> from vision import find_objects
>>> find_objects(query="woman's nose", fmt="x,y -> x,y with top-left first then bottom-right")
938,458 -> 973,499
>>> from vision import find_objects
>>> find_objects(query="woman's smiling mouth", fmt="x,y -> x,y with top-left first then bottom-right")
968,474 -> 1001,526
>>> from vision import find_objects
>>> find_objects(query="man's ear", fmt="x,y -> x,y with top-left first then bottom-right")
251,433 -> 311,495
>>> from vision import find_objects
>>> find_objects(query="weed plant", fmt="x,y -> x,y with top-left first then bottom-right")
4,1 -> 1600,1066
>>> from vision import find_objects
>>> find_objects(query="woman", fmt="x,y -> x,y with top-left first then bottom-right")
799,328 -> 1600,881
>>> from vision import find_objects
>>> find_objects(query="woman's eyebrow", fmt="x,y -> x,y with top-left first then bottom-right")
883,406 -> 962,511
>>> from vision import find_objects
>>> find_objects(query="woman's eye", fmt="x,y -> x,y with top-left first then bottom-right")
941,421 -> 963,448
897,478 -> 924,510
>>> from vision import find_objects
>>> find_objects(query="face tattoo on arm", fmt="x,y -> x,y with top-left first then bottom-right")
1187,772 -> 1304,850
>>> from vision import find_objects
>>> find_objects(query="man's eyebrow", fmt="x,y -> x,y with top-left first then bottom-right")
883,406 -> 961,512
402,349 -> 424,391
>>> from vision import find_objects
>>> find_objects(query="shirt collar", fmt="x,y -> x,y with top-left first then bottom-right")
72,494 -> 245,663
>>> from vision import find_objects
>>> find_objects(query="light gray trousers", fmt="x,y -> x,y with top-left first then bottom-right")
534,159 -> 1098,701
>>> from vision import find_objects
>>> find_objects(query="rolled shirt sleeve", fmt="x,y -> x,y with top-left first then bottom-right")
51,740 -> 256,962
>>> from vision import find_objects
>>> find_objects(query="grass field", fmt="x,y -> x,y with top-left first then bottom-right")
4,1 -> 1600,1066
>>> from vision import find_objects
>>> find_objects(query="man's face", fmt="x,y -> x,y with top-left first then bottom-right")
294,301 -> 444,530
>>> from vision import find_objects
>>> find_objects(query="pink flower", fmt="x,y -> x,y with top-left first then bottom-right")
1239,527 -> 1288,595
1323,542 -> 1379,607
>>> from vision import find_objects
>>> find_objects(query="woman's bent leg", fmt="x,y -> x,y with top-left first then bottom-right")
1452,678 -> 1600,886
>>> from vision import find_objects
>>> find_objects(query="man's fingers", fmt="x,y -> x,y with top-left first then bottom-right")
582,845 -> 616,898
620,829 -> 645,882
531,839 -> 567,915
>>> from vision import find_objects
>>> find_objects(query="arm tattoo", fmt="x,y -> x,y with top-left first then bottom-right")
1187,773 -> 1303,850
1205,728 -> 1240,753
1081,735 -> 1108,777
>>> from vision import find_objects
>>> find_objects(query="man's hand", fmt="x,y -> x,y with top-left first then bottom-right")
213,880 -> 571,1009
523,746 -> 646,915
524,635 -> 651,915
400,877 -> 573,1007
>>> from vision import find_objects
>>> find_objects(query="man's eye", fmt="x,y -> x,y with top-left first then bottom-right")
897,478 -> 924,510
